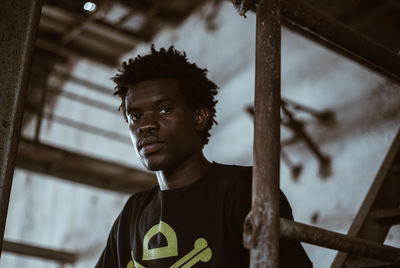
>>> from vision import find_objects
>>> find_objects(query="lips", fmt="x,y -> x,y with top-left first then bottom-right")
138,137 -> 164,155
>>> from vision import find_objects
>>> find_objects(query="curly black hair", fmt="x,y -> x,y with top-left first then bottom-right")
112,45 -> 219,146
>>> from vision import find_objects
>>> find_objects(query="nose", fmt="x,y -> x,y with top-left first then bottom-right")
137,114 -> 159,134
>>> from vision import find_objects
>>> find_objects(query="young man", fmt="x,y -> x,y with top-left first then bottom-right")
96,46 -> 312,267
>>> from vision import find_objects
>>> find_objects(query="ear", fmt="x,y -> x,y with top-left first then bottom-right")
194,107 -> 210,131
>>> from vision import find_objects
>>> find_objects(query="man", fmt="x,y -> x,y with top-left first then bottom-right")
96,46 -> 312,267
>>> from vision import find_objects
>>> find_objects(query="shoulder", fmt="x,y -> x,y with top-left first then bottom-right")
126,188 -> 155,204
212,162 -> 252,185
211,163 -> 253,204
214,162 -> 252,174
212,162 -> 293,218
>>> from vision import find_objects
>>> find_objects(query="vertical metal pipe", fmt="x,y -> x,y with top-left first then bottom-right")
243,0 -> 281,267
0,0 -> 42,257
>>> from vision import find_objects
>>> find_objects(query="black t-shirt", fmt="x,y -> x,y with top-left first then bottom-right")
96,163 -> 312,268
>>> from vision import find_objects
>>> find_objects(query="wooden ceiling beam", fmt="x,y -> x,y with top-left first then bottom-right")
3,240 -> 77,264
16,138 -> 157,194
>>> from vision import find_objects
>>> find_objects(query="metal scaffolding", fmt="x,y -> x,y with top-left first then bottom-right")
230,0 -> 400,267
0,0 -> 43,258
1,0 -> 400,265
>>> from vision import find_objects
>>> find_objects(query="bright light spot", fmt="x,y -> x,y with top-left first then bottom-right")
83,2 -> 97,12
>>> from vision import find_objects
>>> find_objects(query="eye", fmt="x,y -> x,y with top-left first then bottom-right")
159,106 -> 172,114
129,112 -> 142,121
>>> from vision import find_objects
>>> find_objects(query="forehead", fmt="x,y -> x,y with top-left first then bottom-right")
125,78 -> 187,108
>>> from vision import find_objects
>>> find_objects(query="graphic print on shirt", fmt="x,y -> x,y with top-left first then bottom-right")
127,220 -> 212,268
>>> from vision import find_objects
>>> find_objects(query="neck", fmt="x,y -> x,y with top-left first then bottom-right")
156,151 -> 211,191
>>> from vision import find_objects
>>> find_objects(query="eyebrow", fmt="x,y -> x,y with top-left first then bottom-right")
126,97 -> 175,114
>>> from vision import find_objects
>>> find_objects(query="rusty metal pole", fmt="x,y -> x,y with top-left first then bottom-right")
280,218 -> 400,264
0,0 -> 42,258
243,0 -> 281,266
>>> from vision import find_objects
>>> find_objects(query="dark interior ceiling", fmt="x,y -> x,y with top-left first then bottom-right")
25,0 -> 209,130
23,0 -> 399,131
36,0 -> 207,67
303,0 -> 400,54
26,0 -> 400,132
33,0 -> 400,69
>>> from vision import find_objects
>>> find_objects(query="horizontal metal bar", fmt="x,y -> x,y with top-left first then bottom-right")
3,240 -> 77,263
280,218 -> 400,264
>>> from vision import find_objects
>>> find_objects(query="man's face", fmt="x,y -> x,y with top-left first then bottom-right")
125,78 -> 204,171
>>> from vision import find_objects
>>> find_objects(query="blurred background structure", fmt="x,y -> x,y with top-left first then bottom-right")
1,0 -> 400,267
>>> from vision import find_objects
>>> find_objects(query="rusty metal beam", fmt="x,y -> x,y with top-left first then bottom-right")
280,218 -> 400,264
242,0 -> 281,266
238,0 -> 400,83
3,240 -> 77,263
280,0 -> 400,83
0,0 -> 42,258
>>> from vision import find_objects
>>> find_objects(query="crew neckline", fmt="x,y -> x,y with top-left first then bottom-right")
158,162 -> 218,195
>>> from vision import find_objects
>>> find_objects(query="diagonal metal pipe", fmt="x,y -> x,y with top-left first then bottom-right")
230,0 -> 400,83
279,0 -> 400,83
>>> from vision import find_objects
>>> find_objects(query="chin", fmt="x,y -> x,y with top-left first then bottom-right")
141,156 -> 170,172
144,162 -> 163,172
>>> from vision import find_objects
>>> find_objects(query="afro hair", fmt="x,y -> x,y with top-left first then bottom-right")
112,45 -> 219,146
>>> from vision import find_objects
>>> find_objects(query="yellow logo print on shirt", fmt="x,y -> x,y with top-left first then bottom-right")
127,221 -> 212,268
169,238 -> 212,268
143,221 -> 178,260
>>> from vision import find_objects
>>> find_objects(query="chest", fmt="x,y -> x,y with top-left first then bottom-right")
130,189 -> 230,267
